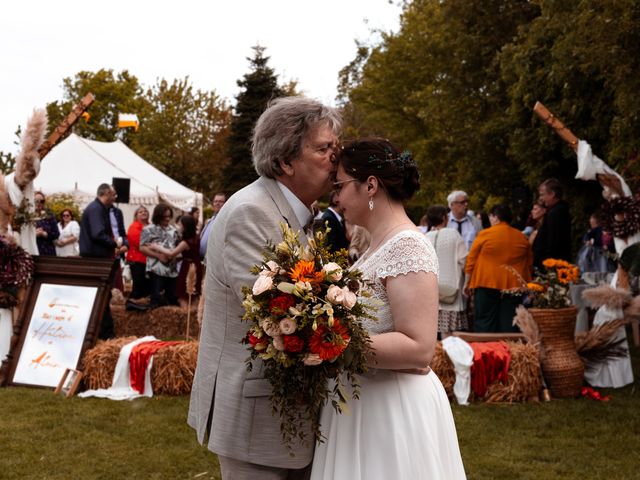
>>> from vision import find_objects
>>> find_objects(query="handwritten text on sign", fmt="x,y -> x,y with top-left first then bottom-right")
13,283 -> 97,387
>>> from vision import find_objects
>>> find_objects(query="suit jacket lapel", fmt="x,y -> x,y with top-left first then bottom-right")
258,177 -> 306,240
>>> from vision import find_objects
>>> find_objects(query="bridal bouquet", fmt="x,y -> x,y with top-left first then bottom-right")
241,223 -> 373,448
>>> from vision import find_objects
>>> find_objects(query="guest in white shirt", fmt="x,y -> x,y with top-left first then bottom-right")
446,190 -> 481,250
54,208 -> 80,256
425,205 -> 468,335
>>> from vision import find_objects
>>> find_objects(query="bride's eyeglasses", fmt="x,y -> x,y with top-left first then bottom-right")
332,178 -> 358,194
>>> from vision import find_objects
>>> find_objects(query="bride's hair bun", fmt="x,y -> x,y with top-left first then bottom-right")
338,138 -> 420,201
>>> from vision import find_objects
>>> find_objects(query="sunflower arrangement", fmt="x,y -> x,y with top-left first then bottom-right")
527,259 -> 580,309
241,222 -> 374,449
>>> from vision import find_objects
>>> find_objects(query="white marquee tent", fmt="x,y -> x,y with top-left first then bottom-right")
35,133 -> 202,223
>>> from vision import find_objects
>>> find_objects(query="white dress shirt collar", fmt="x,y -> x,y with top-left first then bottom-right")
277,181 -> 313,228
327,206 -> 343,224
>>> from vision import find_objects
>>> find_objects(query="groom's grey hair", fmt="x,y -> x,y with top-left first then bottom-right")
252,96 -> 342,178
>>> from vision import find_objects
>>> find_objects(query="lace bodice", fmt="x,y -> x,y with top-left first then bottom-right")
352,230 -> 439,334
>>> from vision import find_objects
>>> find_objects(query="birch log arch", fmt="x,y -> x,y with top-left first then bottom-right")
0,256 -> 116,389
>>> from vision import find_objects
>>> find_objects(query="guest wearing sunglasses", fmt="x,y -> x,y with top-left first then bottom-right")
54,208 -> 80,256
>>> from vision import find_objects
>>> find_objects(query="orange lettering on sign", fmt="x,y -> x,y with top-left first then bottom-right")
29,351 -> 60,370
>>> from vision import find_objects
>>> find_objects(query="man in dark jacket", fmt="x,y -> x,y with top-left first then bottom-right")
320,190 -> 349,253
533,177 -> 572,269
80,184 -> 119,258
79,183 -> 125,339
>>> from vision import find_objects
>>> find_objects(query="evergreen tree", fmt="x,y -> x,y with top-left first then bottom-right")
221,46 -> 285,194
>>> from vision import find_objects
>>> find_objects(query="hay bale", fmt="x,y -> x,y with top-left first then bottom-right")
431,342 -> 455,397
484,341 -> 542,403
82,337 -> 137,389
82,338 -> 540,401
431,340 -> 541,403
82,338 -> 199,395
111,302 -> 200,339
150,341 -> 199,395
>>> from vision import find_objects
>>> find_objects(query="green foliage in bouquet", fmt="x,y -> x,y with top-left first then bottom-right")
241,223 -> 375,451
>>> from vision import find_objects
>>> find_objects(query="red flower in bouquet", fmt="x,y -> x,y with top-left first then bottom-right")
247,333 -> 268,351
283,334 -> 305,353
269,294 -> 296,315
290,260 -> 324,285
309,318 -> 351,360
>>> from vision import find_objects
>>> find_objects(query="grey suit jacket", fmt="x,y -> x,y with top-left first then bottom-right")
188,176 -> 313,468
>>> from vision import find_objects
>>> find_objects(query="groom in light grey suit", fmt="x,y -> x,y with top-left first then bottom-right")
188,96 -> 341,479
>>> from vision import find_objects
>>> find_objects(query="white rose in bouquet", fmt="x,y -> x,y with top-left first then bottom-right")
322,262 -> 343,281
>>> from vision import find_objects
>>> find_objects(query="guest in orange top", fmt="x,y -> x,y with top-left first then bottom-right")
464,204 -> 533,332
126,206 -> 151,300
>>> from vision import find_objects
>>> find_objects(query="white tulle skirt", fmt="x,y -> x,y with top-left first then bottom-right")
310,369 -> 466,480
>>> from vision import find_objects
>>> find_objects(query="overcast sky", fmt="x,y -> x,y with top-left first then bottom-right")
0,0 -> 402,154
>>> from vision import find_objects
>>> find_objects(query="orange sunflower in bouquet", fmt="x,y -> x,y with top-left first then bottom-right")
527,258 -> 580,309
241,223 -> 374,449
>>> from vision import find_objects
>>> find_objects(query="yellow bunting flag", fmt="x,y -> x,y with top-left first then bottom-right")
118,113 -> 139,131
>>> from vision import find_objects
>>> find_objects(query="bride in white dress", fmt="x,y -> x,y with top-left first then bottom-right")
311,139 -> 466,480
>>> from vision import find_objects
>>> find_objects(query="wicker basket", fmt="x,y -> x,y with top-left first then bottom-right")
529,307 -> 584,398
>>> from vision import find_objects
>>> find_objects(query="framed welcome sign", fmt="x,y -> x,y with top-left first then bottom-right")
0,256 -> 116,389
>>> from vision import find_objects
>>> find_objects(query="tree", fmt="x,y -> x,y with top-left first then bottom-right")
0,151 -> 15,175
500,0 -> 640,236
339,0 -> 539,216
341,0 -> 640,243
0,127 -> 21,174
46,69 -> 151,143
220,46 -> 286,194
44,70 -> 231,197
132,78 -> 231,196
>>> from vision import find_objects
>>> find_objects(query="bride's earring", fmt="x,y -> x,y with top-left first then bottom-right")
368,199 -> 374,211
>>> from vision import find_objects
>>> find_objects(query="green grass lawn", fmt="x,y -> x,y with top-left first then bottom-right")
1,346 -> 638,480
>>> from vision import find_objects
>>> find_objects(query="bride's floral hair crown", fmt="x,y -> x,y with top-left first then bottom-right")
338,138 -> 420,201
367,149 -> 416,172
340,143 -> 416,173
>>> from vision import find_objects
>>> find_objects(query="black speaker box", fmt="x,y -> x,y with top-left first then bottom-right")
112,177 -> 131,204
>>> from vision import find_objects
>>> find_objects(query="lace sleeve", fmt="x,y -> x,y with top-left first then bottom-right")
375,232 -> 439,279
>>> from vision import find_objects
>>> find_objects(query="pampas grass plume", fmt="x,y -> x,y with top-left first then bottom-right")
582,285 -> 632,310
513,305 -> 541,356
14,109 -> 47,188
